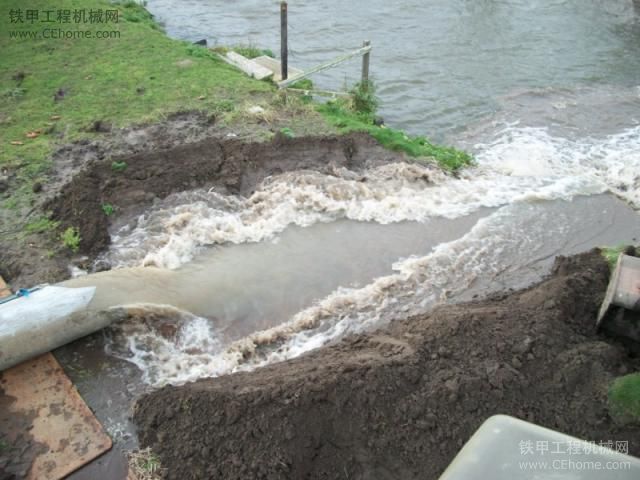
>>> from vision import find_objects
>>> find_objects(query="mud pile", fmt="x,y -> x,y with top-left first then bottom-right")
134,250 -> 640,480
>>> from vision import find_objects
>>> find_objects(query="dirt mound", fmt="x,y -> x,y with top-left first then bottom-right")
134,250 -> 640,480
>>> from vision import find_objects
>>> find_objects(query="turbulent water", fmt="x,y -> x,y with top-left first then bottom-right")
74,110 -> 640,386
65,1 -> 640,387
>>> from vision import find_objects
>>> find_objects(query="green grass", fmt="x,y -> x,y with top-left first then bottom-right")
211,44 -> 275,60
111,160 -> 128,172
317,101 -> 473,171
600,245 -> 638,270
1,0 -> 273,199
60,226 -> 81,252
101,203 -> 115,216
24,216 -> 59,234
609,373 -> 640,423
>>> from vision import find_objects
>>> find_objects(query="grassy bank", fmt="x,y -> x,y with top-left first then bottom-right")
1,1 -> 282,206
317,100 -> 472,171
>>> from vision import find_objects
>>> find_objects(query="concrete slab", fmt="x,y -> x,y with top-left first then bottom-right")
253,55 -> 303,82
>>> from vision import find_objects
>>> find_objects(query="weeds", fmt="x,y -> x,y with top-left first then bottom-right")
111,161 -> 128,172
24,216 -> 59,234
127,448 -> 165,480
102,203 -> 115,216
60,226 -> 81,252
350,80 -> 378,116
279,127 -> 295,138
600,245 -> 637,270
317,100 -> 472,171
232,44 -> 275,59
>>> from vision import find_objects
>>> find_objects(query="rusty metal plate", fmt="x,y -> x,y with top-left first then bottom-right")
0,276 -> 112,480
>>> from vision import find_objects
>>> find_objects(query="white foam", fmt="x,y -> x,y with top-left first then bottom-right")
104,126 -> 639,270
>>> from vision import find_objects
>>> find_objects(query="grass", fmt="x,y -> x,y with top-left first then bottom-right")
60,226 -> 81,252
609,373 -> 640,423
127,447 -> 164,480
317,100 -> 473,171
101,203 -> 115,216
24,216 -> 59,235
600,245 -> 637,270
0,0 -> 273,213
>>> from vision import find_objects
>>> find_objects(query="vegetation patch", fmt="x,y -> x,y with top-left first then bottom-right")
101,203 -> 115,216
111,161 -> 128,173
211,44 -> 275,60
600,245 -> 639,271
317,98 -> 472,171
24,216 -> 59,234
60,226 -> 81,252
127,447 -> 165,480
609,373 -> 640,423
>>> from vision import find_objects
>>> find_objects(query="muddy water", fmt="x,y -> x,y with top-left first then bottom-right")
64,214 -> 486,339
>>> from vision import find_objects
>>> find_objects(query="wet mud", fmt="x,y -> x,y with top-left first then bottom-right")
134,250 -> 640,480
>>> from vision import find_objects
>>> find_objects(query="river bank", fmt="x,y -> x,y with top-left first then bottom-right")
134,249 -> 640,479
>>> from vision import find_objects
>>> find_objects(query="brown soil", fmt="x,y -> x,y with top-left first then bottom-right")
134,250 -> 640,480
0,127 -> 402,288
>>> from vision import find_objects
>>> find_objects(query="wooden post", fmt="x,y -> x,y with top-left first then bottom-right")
361,40 -> 370,89
280,2 -> 288,81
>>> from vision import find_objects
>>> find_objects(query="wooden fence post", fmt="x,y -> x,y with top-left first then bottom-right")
361,40 -> 370,89
280,2 -> 288,81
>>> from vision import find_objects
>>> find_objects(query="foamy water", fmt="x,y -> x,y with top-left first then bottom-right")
99,123 -> 640,387
104,125 -> 640,271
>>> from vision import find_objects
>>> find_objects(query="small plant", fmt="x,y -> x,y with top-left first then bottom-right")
290,79 -> 314,90
102,203 -> 115,216
3,87 -> 25,99
111,161 -> 128,172
127,447 -> 164,480
211,99 -> 235,114
232,44 -> 274,59
350,80 -> 378,116
60,226 -> 81,253
186,44 -> 214,58
279,127 -> 295,139
601,245 -> 636,270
